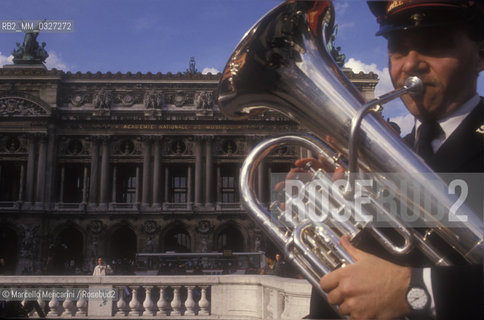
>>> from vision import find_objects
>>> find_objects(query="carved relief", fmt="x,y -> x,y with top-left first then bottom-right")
171,140 -> 186,154
19,224 -> 40,259
194,91 -> 214,109
215,137 -> 246,155
93,88 -> 113,109
272,145 -> 297,156
196,220 -> 213,234
174,92 -> 187,107
70,94 -> 88,107
120,94 -> 135,105
113,92 -> 143,106
0,97 -> 48,116
57,137 -> 90,156
0,136 -> 27,153
142,220 -> 160,235
143,89 -> 164,109
222,139 -> 237,154
165,91 -> 192,107
111,138 -> 142,155
163,137 -> 193,156
87,220 -> 106,235
86,221 -> 104,260
143,236 -> 154,252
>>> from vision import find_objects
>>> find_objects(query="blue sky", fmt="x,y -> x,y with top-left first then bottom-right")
1,0 -> 483,134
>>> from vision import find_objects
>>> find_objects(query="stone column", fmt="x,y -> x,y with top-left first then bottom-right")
187,165 -> 192,209
34,135 -> 47,206
111,165 -> 117,202
44,125 -> 57,207
82,166 -> 88,204
25,135 -> 36,204
152,137 -> 162,208
18,164 -> 25,202
163,167 -> 169,204
99,136 -> 110,210
205,136 -> 214,208
88,137 -> 100,206
257,161 -> 268,204
141,138 -> 152,207
135,166 -> 141,207
59,165 -> 65,202
194,138 -> 203,206
216,166 -> 221,209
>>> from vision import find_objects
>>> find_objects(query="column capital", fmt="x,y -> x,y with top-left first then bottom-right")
141,135 -> 154,143
200,135 -> 215,141
151,135 -> 163,142
27,132 -> 48,140
90,135 -> 111,143
38,134 -> 49,143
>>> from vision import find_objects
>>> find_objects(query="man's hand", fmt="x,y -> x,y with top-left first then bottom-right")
320,237 -> 411,319
274,157 -> 346,192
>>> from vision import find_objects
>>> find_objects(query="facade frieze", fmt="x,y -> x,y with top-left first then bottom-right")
57,136 -> 91,156
0,94 -> 51,117
0,135 -> 28,154
111,137 -> 143,156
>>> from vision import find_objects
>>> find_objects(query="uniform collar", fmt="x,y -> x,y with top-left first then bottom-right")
415,94 -> 480,152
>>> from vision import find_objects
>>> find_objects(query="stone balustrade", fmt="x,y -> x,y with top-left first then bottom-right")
0,275 -> 311,319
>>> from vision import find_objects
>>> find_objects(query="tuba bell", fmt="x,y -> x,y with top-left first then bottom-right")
217,0 -> 483,310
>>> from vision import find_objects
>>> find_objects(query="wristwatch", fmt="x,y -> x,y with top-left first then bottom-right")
406,268 -> 430,317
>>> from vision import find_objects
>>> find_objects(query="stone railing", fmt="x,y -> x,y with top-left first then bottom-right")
0,275 -> 311,319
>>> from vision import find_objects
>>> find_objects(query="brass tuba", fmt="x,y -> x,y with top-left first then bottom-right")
217,0 -> 483,308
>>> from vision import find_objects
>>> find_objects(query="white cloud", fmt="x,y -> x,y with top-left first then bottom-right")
202,67 -> 219,75
0,52 -> 14,66
334,1 -> 349,15
45,51 -> 69,71
336,22 -> 355,31
389,113 -> 414,136
344,57 -> 414,136
1,50 -> 69,71
344,57 -> 395,96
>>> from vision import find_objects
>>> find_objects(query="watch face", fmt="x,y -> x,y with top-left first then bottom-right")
407,287 -> 428,311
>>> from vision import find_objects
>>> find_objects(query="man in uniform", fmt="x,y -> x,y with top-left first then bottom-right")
310,1 -> 483,319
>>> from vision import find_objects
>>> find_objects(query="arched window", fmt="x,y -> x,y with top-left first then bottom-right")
110,226 -> 137,261
217,226 -> 244,252
0,227 -> 18,274
55,227 -> 83,274
164,227 -> 191,252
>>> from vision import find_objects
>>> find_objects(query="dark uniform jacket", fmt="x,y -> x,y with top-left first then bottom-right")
405,99 -> 483,320
307,99 -> 484,320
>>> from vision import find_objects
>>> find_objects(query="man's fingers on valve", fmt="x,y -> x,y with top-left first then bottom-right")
332,166 -> 345,181
336,300 -> 351,316
293,157 -> 346,181
326,287 -> 344,305
320,267 -> 343,292
274,181 -> 285,192
294,158 -> 325,170
285,167 -> 308,180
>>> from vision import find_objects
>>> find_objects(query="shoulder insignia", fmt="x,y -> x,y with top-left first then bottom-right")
476,125 -> 484,135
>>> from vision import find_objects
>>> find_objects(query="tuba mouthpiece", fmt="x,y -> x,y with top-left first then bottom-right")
404,76 -> 424,96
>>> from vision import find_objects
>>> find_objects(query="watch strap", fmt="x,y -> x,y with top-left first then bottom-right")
409,267 -> 426,288
407,268 -> 432,319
